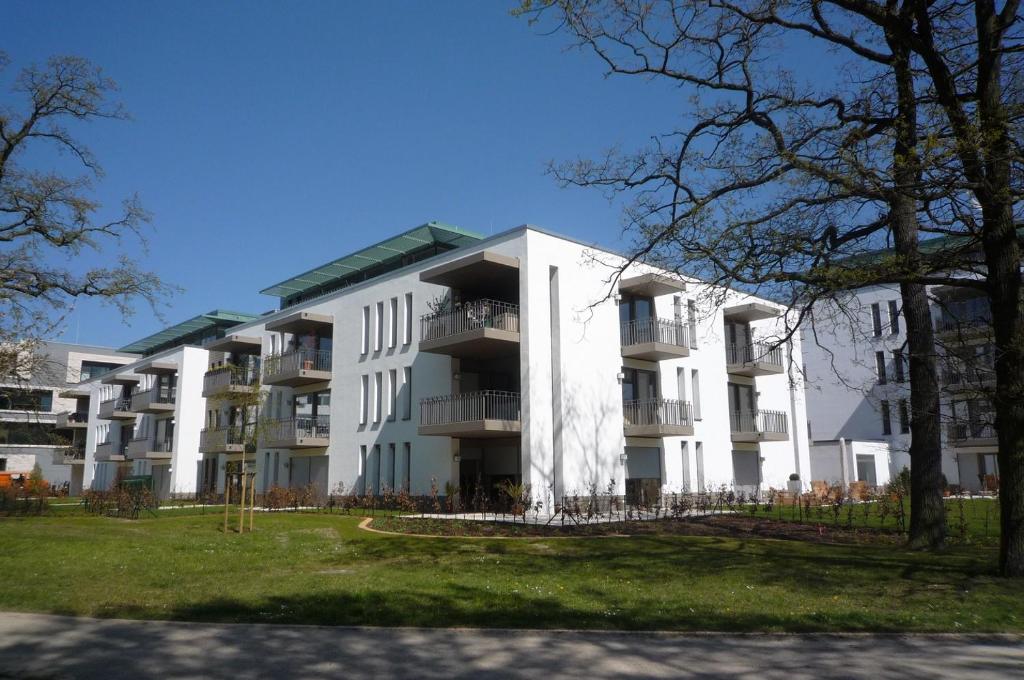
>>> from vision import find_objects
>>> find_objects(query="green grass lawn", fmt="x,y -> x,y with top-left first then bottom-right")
0,511 -> 1020,632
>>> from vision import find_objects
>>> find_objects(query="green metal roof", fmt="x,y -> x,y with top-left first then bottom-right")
260,221 -> 483,299
118,310 -> 260,355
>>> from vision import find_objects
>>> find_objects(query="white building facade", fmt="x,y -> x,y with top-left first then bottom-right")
79,222 -> 812,504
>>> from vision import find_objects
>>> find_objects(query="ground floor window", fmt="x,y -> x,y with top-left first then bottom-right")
624,446 -> 662,506
856,454 -> 878,486
731,451 -> 761,494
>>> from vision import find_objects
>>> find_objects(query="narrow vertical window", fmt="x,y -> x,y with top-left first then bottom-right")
875,351 -> 888,384
680,441 -> 690,491
690,369 -> 702,419
359,445 -> 367,494
695,442 -> 705,491
892,350 -> 905,382
676,367 -> 687,402
402,366 -> 412,420
388,442 -> 396,489
403,442 -> 411,491
388,368 -> 397,421
404,292 -> 413,345
898,399 -> 910,434
389,297 -> 398,349
361,306 -> 370,355
359,375 -> 369,424
374,372 -> 383,423
888,300 -> 900,335
373,444 -> 381,493
871,303 -> 882,337
375,301 -> 384,352
687,300 -> 698,348
881,400 -> 892,435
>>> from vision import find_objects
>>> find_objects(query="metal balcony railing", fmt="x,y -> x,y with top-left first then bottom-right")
948,421 -> 996,441
204,364 -> 260,393
730,410 -> 789,435
61,411 -> 89,424
99,397 -> 132,413
132,385 -> 176,409
154,438 -> 174,453
420,390 -> 521,426
620,317 -> 689,348
420,299 -> 520,342
623,398 -> 693,428
263,415 -> 330,442
200,426 -> 247,450
726,341 -> 784,368
262,349 -> 332,380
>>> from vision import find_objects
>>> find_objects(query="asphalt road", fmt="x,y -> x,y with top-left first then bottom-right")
0,612 -> 1021,679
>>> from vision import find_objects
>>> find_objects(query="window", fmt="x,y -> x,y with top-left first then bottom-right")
402,366 -> 412,420
875,351 -> 887,384
676,367 -> 687,402
680,441 -> 691,491
691,369 -> 702,419
404,293 -> 413,345
374,372 -> 383,422
387,442 -> 396,490
389,297 -> 398,349
361,306 -> 370,354
898,399 -> 910,434
388,369 -> 397,421
856,454 -> 878,486
373,444 -> 381,492
687,300 -> 698,347
375,301 -> 384,352
0,421 -> 57,445
360,375 -> 369,424
871,302 -> 883,337
881,400 -> 892,435
621,367 -> 658,401
892,350 -> 905,382
695,442 -> 705,491
0,388 -> 53,412
79,361 -> 122,382
888,300 -> 900,335
359,445 -> 367,494
403,442 -> 411,491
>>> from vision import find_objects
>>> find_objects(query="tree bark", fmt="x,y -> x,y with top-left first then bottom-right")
887,19 -> 946,549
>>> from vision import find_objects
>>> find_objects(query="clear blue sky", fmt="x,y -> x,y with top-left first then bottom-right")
3,0 -> 686,349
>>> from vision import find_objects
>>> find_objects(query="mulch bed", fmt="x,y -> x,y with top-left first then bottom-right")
368,514 -> 903,545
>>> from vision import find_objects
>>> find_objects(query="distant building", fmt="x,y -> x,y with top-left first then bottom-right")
0,341 -> 137,494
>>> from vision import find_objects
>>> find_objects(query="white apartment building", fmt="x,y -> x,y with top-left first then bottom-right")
81,222 -> 811,504
803,278 -> 997,492
1,341 -> 136,494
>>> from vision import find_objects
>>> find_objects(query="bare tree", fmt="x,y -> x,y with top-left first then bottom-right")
517,0 -> 1020,560
0,52 -> 171,378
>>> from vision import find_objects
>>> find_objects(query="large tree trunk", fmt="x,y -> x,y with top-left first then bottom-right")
887,29 -> 946,548
974,0 -> 1023,577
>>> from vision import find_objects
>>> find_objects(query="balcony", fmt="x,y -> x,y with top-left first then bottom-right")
419,390 -> 521,438
126,437 -> 173,460
420,299 -> 520,358
935,298 -> 991,338
620,317 -> 690,361
262,349 -> 332,387
199,427 -> 248,454
55,411 -> 89,430
948,421 -> 998,448
942,366 -> 996,392
730,410 -> 789,442
262,416 -> 330,449
94,440 -> 127,462
130,386 -> 176,414
726,341 -> 785,376
52,446 -> 85,466
623,398 -> 693,437
618,272 -> 686,297
203,365 -> 260,398
98,397 -> 135,421
723,302 -> 781,323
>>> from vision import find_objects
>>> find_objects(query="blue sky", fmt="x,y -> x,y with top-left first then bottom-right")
3,0 -> 686,349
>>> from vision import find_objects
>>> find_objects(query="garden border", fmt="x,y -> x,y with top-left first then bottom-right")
356,516 -> 634,540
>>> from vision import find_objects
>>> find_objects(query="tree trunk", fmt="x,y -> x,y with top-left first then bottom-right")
887,26 -> 946,549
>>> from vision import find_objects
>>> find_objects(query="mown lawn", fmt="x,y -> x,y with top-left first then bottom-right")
0,511 -> 1020,632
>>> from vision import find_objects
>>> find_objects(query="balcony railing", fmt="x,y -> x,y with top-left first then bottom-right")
420,299 -> 520,342
95,440 -> 127,458
200,426 -> 247,450
99,397 -> 132,414
263,415 -> 330,442
133,385 -> 176,407
623,398 -> 692,428
204,364 -> 259,394
154,438 -> 174,453
948,421 -> 997,441
420,390 -> 521,426
262,349 -> 332,381
726,341 -> 784,368
730,410 -> 789,435
620,317 -> 690,348
62,411 -> 89,424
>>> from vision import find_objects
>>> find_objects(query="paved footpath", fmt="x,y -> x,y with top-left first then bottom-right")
0,612 -> 1021,679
